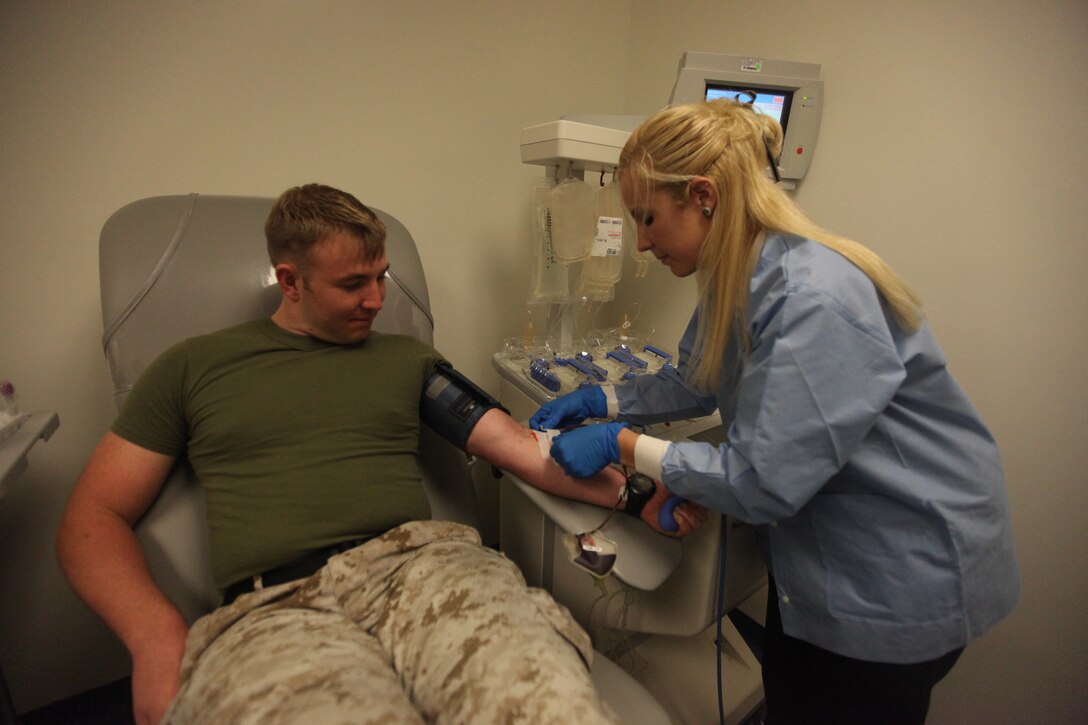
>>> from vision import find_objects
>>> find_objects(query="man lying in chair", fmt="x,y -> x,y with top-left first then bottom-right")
57,184 -> 706,725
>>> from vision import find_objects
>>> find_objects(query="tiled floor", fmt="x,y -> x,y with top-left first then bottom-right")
19,679 -> 132,725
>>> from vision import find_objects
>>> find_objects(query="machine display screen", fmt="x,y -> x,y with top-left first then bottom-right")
705,83 -> 794,133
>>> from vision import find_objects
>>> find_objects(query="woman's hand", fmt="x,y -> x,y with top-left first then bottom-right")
529,386 -> 608,430
549,422 -> 626,477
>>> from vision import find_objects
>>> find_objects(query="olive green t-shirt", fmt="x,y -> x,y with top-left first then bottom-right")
112,318 -> 444,590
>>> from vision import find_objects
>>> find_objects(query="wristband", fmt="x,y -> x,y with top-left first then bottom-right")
622,471 -> 656,519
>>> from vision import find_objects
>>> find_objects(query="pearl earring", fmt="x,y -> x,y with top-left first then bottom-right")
701,207 -> 713,218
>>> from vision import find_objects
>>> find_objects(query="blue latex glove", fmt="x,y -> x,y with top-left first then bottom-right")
529,386 -> 608,431
550,422 -> 626,478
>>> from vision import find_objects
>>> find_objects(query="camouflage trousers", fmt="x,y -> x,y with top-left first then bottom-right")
165,520 -> 620,724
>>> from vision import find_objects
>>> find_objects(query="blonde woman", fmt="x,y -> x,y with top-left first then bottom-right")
530,99 -> 1019,723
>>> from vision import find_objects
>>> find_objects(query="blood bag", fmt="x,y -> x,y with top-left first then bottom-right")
548,177 -> 596,263
528,184 -> 570,303
582,180 -> 627,301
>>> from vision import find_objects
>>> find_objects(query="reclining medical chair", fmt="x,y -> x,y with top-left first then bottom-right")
98,194 -> 670,723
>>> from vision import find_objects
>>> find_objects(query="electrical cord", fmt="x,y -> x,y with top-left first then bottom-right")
715,513 -> 729,725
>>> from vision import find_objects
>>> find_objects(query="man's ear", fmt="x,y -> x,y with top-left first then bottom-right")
275,263 -> 303,302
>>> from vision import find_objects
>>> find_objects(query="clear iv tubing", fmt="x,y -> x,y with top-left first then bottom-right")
558,305 -> 575,353
576,297 -> 608,342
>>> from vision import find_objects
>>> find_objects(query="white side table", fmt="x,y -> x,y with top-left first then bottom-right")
0,411 -> 60,499
0,410 -> 59,724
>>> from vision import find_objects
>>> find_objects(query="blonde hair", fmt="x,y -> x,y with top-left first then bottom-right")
265,184 -> 386,272
619,99 -> 921,392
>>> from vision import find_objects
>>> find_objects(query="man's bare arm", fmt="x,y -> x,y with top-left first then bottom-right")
464,409 -> 705,536
56,432 -> 188,725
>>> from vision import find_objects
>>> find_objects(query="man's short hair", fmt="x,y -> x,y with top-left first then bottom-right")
265,184 -> 386,270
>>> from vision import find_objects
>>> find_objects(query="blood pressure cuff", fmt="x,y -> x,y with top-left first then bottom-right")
420,362 -> 508,450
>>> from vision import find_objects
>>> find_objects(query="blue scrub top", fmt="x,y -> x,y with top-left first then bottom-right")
615,232 -> 1019,663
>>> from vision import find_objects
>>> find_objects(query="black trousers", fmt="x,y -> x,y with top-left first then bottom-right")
762,579 -> 963,725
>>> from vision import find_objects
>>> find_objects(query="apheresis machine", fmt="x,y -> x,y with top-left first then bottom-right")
494,53 -> 823,724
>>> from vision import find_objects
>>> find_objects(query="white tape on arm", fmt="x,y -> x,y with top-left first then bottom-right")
634,435 -> 671,481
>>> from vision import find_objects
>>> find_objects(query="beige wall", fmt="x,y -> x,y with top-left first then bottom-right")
1,0 -> 1084,720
